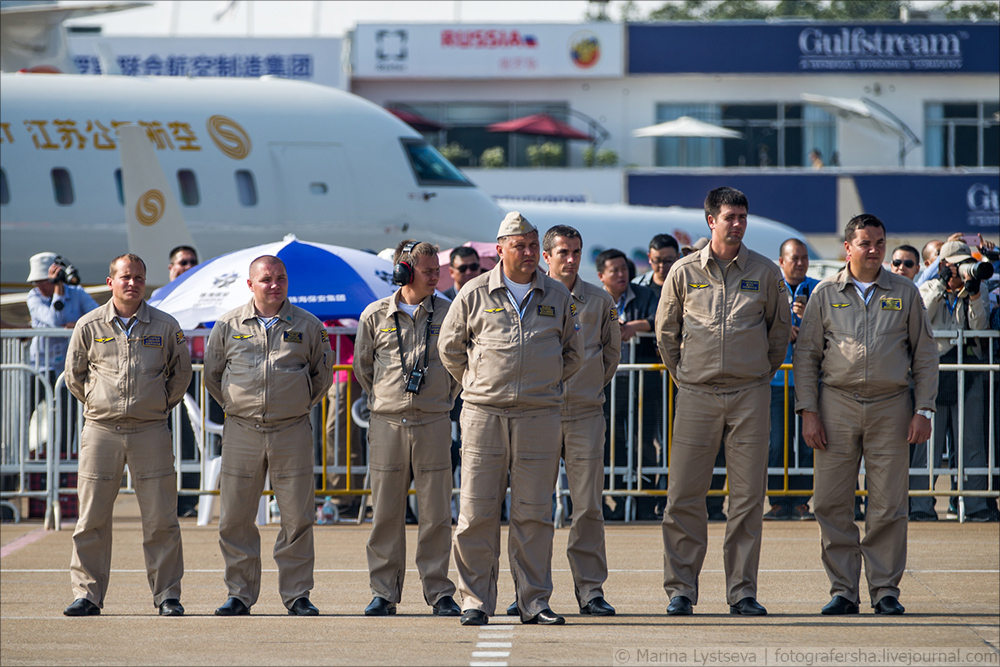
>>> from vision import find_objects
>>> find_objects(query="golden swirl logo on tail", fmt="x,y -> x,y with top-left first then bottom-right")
206,115 -> 251,160
136,189 -> 165,226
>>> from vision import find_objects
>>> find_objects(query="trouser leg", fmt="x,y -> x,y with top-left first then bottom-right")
561,414 -> 608,606
411,416 -> 457,605
70,421 -> 126,608
268,418 -> 316,608
366,416 -> 408,603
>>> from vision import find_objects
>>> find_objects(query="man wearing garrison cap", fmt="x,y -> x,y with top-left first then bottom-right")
438,211 -> 583,626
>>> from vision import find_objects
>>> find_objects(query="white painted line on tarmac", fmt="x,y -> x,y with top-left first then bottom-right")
3,567 -> 998,574
469,663 -> 507,667
472,652 -> 511,658
477,642 -> 512,648
472,624 -> 515,666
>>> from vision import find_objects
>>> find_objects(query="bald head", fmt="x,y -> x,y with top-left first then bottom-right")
249,255 -> 286,278
922,240 -> 943,267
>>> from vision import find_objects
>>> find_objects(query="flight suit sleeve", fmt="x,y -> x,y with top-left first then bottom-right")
792,294 -> 824,415
765,273 -> 793,377
64,323 -> 89,405
308,324 -> 335,408
601,295 -> 622,387
655,271 -> 683,378
968,292 -> 989,331
919,280 -> 947,322
353,313 -> 375,398
204,322 -> 227,407
437,294 -> 470,384
908,291 -> 940,412
560,295 -> 584,383
164,327 -> 193,412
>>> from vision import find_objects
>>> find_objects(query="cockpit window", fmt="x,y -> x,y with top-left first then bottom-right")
401,139 -> 473,187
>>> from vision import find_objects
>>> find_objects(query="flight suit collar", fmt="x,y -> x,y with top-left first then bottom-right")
238,297 -> 295,326
568,275 -> 586,302
697,241 -> 748,270
101,298 -> 151,325
387,291 -> 435,317
487,262 -> 546,295
836,265 -> 890,293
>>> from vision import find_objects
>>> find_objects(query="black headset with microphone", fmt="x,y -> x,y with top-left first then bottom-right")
392,241 -> 420,286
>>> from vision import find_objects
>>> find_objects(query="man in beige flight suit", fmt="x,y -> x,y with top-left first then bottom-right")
205,255 -> 333,616
795,214 -> 937,616
655,186 -> 790,617
354,240 -> 461,617
64,253 -> 191,617
439,211 -> 583,626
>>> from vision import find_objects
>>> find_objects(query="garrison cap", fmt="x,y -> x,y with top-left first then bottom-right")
496,211 -> 537,239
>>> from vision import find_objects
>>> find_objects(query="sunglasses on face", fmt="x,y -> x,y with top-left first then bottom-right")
455,263 -> 480,273
174,259 -> 198,267
891,259 -> 915,269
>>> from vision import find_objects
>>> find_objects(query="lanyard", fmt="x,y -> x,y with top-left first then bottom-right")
115,316 -> 137,338
505,288 -> 533,320
257,316 -> 279,330
393,297 -> 433,377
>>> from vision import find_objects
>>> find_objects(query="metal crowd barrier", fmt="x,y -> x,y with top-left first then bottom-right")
3,327 -> 997,528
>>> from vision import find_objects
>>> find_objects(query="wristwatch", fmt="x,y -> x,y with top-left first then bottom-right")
916,409 -> 933,420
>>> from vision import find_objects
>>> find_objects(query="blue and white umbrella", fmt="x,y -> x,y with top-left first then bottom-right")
149,235 -> 396,328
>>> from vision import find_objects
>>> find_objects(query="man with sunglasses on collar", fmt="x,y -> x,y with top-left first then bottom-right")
890,246 -> 920,282
354,240 -> 462,617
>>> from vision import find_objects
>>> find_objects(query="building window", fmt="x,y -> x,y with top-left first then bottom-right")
925,102 -> 1000,168
114,169 -> 124,205
51,168 -> 74,205
235,170 -> 257,206
0,168 -> 8,205
177,169 -> 200,206
653,103 -> 836,168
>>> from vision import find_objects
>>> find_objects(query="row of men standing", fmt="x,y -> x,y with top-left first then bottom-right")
60,186 -> 939,624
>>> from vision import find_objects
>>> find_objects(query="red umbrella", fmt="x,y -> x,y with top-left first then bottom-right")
387,107 -> 446,132
488,113 -> 594,141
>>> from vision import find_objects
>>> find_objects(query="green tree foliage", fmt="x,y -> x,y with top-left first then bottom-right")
643,0 -> 997,22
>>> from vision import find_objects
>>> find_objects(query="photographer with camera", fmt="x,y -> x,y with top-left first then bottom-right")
911,239 -> 997,522
353,239 -> 461,618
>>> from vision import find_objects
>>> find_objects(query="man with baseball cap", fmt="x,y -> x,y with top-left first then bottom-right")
439,211 -> 582,626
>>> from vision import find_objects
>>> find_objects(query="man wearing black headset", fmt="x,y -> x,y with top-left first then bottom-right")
353,240 -> 462,617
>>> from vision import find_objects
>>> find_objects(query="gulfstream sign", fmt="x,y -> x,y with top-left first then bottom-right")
628,23 -> 998,74
799,27 -> 964,70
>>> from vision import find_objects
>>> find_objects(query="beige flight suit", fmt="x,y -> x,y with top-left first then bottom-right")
64,300 -> 192,609
655,242 -> 790,606
354,292 -> 459,607
205,298 -> 333,609
794,266 -> 938,607
560,276 -> 621,607
438,263 -> 583,619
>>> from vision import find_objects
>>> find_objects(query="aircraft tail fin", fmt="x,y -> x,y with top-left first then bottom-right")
118,124 -> 197,287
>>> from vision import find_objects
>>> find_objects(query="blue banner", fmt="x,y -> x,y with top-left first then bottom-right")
628,23 -> 999,74
627,172 -> 1000,234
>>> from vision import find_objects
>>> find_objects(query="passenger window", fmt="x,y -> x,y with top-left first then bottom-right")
52,168 -> 74,205
177,169 -> 200,206
0,168 -> 8,205
309,182 -> 328,195
114,168 -> 124,205
235,170 -> 257,206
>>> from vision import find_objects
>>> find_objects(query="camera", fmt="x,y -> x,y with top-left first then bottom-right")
52,255 -> 80,286
405,367 -> 425,394
957,260 -> 995,282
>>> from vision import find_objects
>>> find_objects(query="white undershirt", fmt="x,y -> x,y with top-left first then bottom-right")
398,301 -> 419,317
851,277 -> 877,305
502,272 -> 532,307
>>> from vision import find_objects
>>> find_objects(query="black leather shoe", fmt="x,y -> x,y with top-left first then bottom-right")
821,595 -> 859,615
666,595 -> 693,616
729,597 -> 767,616
522,608 -> 565,625
158,599 -> 184,616
288,597 -> 319,616
64,598 -> 100,616
364,596 -> 396,616
580,597 -> 616,616
506,601 -> 519,616
460,609 -> 489,626
874,596 -> 905,615
214,597 -> 250,616
432,595 -> 461,616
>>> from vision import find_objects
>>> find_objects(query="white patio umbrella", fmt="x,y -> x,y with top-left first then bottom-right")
631,116 -> 743,139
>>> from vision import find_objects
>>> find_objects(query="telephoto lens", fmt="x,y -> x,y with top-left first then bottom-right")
958,261 -> 995,282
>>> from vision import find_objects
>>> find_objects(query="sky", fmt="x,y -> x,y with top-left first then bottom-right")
63,1 -> 671,36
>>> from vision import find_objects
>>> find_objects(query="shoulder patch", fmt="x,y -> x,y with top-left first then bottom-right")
94,336 -> 114,343
777,280 -> 787,293
880,297 -> 902,311
537,304 -> 555,317
232,334 -> 254,340
484,307 -> 505,314
320,330 -> 329,343
569,303 -> 578,317
175,331 -> 186,345
740,279 -> 760,292
142,335 -> 162,348
688,283 -> 709,290
610,306 -> 618,321
283,331 -> 303,343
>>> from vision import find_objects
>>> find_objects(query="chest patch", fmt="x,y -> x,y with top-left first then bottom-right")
429,323 -> 441,336
484,307 -> 504,314
832,303 -> 850,309
142,335 -> 162,348
688,283 -> 709,290
880,297 -> 902,311
537,305 -> 555,317
740,279 -> 759,292
284,331 -> 303,343
232,334 -> 253,340
94,336 -> 114,343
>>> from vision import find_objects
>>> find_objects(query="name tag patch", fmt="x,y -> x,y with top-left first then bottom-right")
537,305 -> 555,317
142,335 -> 162,348
880,297 -> 902,311
740,280 -> 759,292
284,331 -> 303,343
429,323 -> 441,336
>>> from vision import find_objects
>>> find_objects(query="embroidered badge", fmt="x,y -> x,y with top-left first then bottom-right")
379,327 -> 397,333
232,334 -> 253,339
320,330 -> 329,343
688,283 -> 709,290
740,280 -> 760,292
175,331 -> 186,345
284,331 -> 303,343
142,335 -> 162,348
484,307 -> 505,314
94,337 -> 114,343
429,323 -> 441,336
832,303 -> 850,309
569,303 -> 578,317
610,306 -> 618,320
537,305 -> 555,317
880,297 -> 902,311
